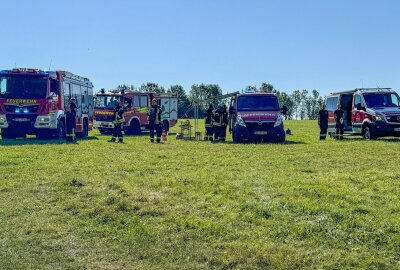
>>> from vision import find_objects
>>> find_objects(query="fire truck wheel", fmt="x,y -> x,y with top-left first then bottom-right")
362,125 -> 374,140
127,120 -> 141,135
57,121 -> 66,140
78,119 -> 89,138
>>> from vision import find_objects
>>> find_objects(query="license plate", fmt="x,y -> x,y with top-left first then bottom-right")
395,128 -> 400,132
13,118 -> 29,122
254,131 -> 268,135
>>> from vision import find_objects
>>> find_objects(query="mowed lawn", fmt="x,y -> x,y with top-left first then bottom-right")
0,120 -> 399,270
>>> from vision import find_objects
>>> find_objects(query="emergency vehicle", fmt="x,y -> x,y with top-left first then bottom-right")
229,92 -> 287,143
93,89 -> 178,135
326,88 -> 400,140
0,68 -> 94,139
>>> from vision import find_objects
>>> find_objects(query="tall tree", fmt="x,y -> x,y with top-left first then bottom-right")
279,92 -> 294,120
117,84 -> 135,91
300,89 -> 308,120
244,85 -> 257,92
189,84 -> 223,116
259,83 -> 274,93
139,82 -> 165,93
291,90 -> 301,120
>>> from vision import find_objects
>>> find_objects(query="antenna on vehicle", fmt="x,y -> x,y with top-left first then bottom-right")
376,83 -> 380,89
14,62 -> 16,68
48,59 -> 52,70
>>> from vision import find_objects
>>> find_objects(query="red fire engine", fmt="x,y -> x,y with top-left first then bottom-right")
93,89 -> 178,134
0,68 -> 94,139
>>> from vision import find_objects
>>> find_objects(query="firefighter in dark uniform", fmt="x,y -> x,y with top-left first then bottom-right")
334,104 -> 344,140
204,104 -> 214,141
108,100 -> 124,143
318,104 -> 329,140
212,106 -> 222,142
148,98 -> 163,143
65,98 -> 77,143
220,105 -> 228,142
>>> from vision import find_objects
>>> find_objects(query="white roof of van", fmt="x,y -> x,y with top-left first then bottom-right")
330,88 -> 393,95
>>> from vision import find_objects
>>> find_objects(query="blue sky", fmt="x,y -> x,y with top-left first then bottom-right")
1,0 -> 399,95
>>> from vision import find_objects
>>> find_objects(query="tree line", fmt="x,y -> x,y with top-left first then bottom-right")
117,82 -> 325,120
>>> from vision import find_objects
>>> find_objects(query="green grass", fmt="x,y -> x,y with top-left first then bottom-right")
0,120 -> 399,269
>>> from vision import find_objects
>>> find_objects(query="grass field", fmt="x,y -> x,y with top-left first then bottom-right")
0,120 -> 399,269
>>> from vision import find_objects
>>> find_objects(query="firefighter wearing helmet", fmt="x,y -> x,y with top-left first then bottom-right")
204,104 -> 214,141
148,98 -> 163,143
108,99 -> 124,143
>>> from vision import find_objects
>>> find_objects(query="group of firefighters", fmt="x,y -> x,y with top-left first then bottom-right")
204,104 -> 229,142
107,98 -> 163,144
64,98 -> 345,143
318,104 -> 345,140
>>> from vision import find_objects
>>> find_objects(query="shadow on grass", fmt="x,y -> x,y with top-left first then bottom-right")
177,138 -> 305,145
341,136 -> 400,142
96,132 -> 177,137
0,136 -> 99,146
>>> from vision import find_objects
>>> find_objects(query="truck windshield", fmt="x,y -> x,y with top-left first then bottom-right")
363,93 -> 400,108
237,95 -> 279,111
0,75 -> 48,99
95,95 -> 122,109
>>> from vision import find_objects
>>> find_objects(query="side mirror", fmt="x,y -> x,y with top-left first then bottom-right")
281,105 -> 288,115
356,103 -> 366,111
48,92 -> 57,100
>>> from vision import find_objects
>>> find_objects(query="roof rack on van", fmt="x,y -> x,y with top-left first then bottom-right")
331,88 -> 392,94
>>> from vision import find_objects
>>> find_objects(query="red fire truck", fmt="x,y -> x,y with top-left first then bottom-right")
93,89 -> 178,135
0,68 -> 94,139
326,88 -> 400,140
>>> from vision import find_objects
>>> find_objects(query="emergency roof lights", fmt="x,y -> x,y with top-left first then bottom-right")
15,108 -> 29,114
0,68 -> 52,76
12,68 -> 41,73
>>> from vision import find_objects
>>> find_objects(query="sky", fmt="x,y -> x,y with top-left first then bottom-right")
1,0 -> 399,96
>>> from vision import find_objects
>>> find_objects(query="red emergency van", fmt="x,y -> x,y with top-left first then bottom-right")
229,92 -> 287,143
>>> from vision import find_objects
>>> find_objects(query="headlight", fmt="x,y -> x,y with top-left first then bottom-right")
37,116 -> 51,123
274,114 -> 284,127
0,114 -> 6,123
236,115 -> 246,127
375,114 -> 385,121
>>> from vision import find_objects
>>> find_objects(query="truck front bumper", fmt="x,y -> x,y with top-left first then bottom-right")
93,120 -> 114,129
1,114 -> 57,135
371,122 -> 400,137
234,124 -> 285,141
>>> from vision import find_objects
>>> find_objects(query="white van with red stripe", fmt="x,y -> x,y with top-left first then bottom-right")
326,88 -> 400,140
